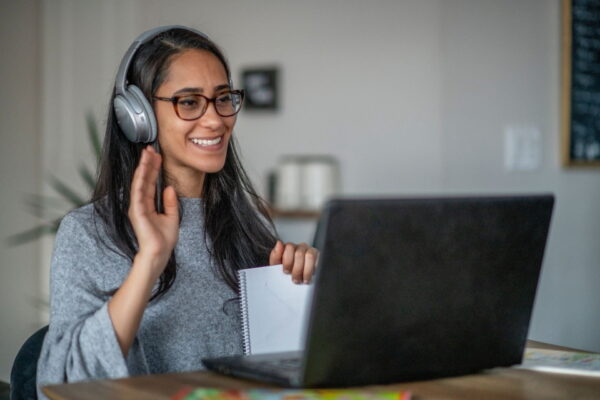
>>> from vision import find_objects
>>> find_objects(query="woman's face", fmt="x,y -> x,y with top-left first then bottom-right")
153,49 -> 235,195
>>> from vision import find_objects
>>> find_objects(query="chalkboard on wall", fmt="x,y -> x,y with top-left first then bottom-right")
562,0 -> 600,166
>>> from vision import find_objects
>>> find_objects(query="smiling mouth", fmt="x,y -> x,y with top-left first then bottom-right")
190,136 -> 223,147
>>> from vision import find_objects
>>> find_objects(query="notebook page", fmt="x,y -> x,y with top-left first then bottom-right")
239,264 -> 312,355
517,348 -> 600,377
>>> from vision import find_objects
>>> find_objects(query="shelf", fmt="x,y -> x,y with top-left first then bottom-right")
269,208 -> 320,219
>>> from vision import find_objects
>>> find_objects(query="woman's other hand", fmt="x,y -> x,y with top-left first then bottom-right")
128,145 -> 180,277
269,240 -> 319,284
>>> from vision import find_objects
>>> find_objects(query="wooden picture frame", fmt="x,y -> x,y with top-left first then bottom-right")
561,0 -> 600,167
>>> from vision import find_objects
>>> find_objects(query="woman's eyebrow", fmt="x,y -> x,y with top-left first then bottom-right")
173,87 -> 203,95
214,84 -> 230,92
173,84 -> 231,96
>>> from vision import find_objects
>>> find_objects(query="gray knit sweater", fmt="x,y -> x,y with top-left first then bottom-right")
36,198 -> 243,398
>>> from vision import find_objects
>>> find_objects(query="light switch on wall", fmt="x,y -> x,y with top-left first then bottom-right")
503,125 -> 542,171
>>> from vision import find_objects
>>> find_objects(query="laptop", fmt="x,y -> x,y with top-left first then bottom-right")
202,194 -> 555,387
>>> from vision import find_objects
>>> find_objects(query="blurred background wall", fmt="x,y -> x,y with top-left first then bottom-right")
2,0 -> 600,382
0,0 -> 41,385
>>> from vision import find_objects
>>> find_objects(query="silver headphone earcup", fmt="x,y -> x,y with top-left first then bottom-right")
128,85 -> 157,142
113,85 -> 157,143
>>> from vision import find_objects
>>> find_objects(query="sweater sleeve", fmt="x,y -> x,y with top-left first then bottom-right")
37,210 -> 148,398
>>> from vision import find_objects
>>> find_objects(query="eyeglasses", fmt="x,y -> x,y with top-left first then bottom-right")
153,90 -> 245,120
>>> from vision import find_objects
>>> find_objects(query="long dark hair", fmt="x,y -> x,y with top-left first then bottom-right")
91,28 -> 277,300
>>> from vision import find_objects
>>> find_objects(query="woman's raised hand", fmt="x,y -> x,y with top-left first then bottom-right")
110,146 -> 179,356
128,146 -> 179,277
269,240 -> 319,284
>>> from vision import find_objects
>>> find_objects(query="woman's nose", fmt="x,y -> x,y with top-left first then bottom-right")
198,102 -> 225,130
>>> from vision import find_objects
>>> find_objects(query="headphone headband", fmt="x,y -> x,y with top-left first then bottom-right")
114,25 -> 209,95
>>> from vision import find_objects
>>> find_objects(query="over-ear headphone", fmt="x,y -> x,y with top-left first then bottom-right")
113,25 -> 210,143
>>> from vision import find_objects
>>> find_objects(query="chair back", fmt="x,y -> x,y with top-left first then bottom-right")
10,325 -> 49,400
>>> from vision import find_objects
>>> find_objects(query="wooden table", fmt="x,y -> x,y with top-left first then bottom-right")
43,341 -> 600,400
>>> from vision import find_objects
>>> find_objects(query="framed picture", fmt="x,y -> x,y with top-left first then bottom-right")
561,0 -> 600,167
241,67 -> 279,111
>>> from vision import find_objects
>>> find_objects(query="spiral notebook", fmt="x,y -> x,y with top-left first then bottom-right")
238,264 -> 312,355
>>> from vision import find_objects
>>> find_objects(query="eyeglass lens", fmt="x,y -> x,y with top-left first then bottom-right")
176,92 -> 243,120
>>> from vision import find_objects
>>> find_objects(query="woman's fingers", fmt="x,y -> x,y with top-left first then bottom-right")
141,147 -> 161,211
162,185 -> 179,218
303,247 -> 319,283
127,147 -> 180,272
273,241 -> 319,283
269,240 -> 284,265
282,242 -> 296,274
290,243 -> 308,284
131,146 -> 161,216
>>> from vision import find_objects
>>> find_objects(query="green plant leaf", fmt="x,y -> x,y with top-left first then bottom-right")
78,164 -> 96,191
29,295 -> 50,312
48,175 -> 86,207
24,194 -> 69,219
10,111 -> 101,246
86,112 -> 102,159
6,220 -> 61,246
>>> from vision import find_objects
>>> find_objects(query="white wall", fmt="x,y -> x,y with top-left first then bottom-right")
439,0 -> 600,353
0,0 -> 43,382
2,0 -> 599,379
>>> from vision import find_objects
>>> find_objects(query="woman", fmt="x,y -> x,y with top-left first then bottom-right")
37,26 -> 317,395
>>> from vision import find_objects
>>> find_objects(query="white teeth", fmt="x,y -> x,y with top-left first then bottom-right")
191,137 -> 222,146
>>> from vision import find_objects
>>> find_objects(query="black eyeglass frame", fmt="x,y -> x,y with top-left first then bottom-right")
153,89 -> 245,120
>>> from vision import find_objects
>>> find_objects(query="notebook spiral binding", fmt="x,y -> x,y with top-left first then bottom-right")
239,270 -> 251,355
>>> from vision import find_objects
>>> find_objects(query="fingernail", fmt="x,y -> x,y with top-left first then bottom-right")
293,278 -> 300,284
284,269 -> 291,274
304,279 -> 310,284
